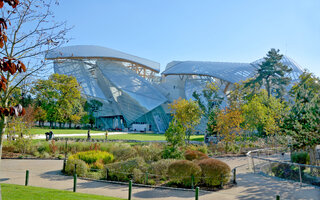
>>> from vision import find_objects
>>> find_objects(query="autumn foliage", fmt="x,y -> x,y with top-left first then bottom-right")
215,106 -> 243,152
184,149 -> 209,161
0,0 -> 25,117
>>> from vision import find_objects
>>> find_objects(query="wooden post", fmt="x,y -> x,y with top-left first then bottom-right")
106,168 -> 109,180
298,165 -> 302,187
145,172 -> 148,185
191,174 -> 195,189
233,168 -> 237,184
195,187 -> 199,200
73,173 -> 77,192
128,180 -> 132,200
25,170 -> 29,186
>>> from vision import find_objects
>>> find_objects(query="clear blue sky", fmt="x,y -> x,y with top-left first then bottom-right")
52,0 -> 320,76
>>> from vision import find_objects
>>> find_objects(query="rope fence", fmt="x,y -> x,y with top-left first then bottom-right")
247,148 -> 320,187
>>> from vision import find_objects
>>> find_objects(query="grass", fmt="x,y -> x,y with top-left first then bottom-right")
30,128 -> 102,135
0,183 -> 125,200
71,133 -> 204,142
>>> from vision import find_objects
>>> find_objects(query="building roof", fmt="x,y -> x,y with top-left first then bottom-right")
162,61 -> 256,83
46,45 -> 160,72
162,56 -> 304,84
251,55 -> 304,81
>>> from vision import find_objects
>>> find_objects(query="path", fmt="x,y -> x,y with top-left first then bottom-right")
0,158 -> 319,200
32,131 -> 127,139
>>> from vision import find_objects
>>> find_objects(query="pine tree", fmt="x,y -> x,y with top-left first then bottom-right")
246,48 -> 292,98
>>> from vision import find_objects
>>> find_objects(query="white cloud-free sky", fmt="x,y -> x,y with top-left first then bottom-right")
52,0 -> 320,76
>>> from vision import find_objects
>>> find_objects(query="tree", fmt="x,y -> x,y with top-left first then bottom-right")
34,106 -> 46,127
0,0 -> 69,157
282,72 -> 320,166
84,99 -> 103,128
215,106 -> 244,153
245,49 -> 292,98
168,98 -> 202,143
0,0 -> 26,159
242,90 -> 288,136
165,119 -> 185,148
192,82 -> 223,136
32,74 -> 83,128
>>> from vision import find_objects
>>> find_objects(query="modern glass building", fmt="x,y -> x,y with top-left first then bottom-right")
47,45 -> 304,133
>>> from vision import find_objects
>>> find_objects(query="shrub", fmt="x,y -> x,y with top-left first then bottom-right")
106,157 -> 148,182
134,144 -> 162,163
150,159 -> 176,179
291,151 -> 309,164
65,158 -> 88,177
42,152 -> 51,158
162,145 -> 184,159
167,160 -> 201,187
187,144 -> 208,154
37,143 -> 50,154
12,138 -> 33,154
70,150 -> 114,165
91,160 -> 105,170
110,143 -> 137,161
185,150 -> 209,161
272,163 -> 300,181
197,158 -> 231,186
133,168 -> 144,184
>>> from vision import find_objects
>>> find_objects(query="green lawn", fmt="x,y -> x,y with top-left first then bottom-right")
73,133 -> 204,142
30,128 -> 102,135
0,184 -> 125,200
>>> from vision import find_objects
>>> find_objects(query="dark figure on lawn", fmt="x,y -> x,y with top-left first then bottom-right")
45,131 -> 54,141
87,129 -> 91,140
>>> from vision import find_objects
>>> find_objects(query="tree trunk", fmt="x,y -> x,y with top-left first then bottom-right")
0,116 -> 8,159
309,145 -> 318,175
266,79 -> 271,98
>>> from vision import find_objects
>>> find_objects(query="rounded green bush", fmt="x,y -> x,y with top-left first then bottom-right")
197,158 -> 231,186
291,151 -> 309,164
150,159 -> 176,179
110,143 -> 137,161
65,158 -> 88,177
70,150 -> 114,164
106,157 -> 148,182
167,160 -> 201,187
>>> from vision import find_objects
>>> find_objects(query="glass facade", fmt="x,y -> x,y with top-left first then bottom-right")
48,45 -> 305,133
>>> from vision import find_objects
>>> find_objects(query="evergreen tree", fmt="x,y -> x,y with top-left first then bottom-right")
246,48 -> 292,98
282,72 -> 320,166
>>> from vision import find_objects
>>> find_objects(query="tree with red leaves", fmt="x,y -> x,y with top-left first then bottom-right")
0,0 -> 26,155
0,0 -> 70,157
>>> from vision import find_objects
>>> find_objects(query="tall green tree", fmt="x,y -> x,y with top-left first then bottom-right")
84,99 -> 103,128
168,98 -> 202,143
245,49 -> 292,98
282,72 -> 320,166
32,74 -> 84,128
192,82 -> 223,136
242,90 -> 288,136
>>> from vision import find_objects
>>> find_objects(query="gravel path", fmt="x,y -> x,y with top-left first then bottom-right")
0,158 -> 319,200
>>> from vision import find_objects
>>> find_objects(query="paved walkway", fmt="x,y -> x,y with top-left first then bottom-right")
0,158 -> 319,200
32,131 -> 127,139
